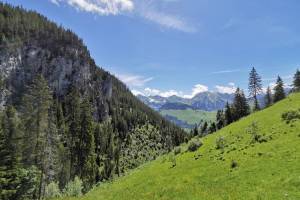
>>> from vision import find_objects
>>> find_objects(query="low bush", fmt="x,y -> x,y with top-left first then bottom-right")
169,154 -> 176,168
174,147 -> 181,155
246,122 -> 267,143
216,136 -> 226,150
187,138 -> 203,152
45,182 -> 61,199
282,109 -> 300,124
63,176 -> 83,197
231,160 -> 238,169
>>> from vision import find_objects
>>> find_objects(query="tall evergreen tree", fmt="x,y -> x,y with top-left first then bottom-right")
224,102 -> 233,125
216,110 -> 225,130
192,125 -> 199,137
248,67 -> 262,111
200,121 -> 208,136
19,75 -> 52,200
79,98 -> 96,191
292,69 -> 300,92
0,106 -> 22,200
65,87 -> 81,179
208,122 -> 217,134
264,86 -> 272,107
273,76 -> 285,103
232,88 -> 250,121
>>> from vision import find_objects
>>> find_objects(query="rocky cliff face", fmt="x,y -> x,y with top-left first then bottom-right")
0,43 -> 113,121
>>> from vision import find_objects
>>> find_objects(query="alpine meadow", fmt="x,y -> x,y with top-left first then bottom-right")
1,1 -> 300,200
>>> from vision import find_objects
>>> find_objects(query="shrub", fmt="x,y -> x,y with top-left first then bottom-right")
216,136 -> 226,150
169,154 -> 176,168
174,147 -> 181,155
282,109 -> 300,124
246,121 -> 265,143
45,182 -> 61,199
187,138 -> 203,152
63,176 -> 83,197
231,160 -> 238,169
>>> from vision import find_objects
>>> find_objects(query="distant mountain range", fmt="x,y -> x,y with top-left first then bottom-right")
137,92 -> 234,111
137,90 -> 291,129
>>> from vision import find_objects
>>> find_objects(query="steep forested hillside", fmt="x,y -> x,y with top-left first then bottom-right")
62,93 -> 300,200
0,3 -> 186,200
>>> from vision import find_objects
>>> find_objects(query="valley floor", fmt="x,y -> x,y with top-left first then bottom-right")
60,93 -> 300,200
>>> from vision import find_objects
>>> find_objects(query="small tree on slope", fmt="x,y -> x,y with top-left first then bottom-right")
248,67 -> 262,111
273,76 -> 285,103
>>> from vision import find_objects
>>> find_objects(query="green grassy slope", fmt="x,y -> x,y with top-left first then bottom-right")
62,94 -> 300,200
160,109 -> 216,125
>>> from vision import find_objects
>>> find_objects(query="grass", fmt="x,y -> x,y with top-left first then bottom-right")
160,109 -> 216,125
60,93 -> 300,200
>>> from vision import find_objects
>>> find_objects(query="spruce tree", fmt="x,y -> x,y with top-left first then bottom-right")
216,110 -> 225,130
19,75 -> 52,200
208,122 -> 217,134
248,67 -> 262,111
200,121 -> 208,136
292,69 -> 300,92
232,88 -> 250,121
224,102 -> 233,125
264,86 -> 272,107
65,87 -> 81,179
192,125 -> 199,137
273,76 -> 285,103
0,106 -> 22,200
79,98 -> 96,191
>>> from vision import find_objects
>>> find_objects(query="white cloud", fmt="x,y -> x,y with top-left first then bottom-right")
142,10 -> 196,33
211,69 -> 240,74
215,83 -> 237,94
144,88 -> 182,97
183,84 -> 208,98
131,89 -> 144,96
50,0 -> 60,6
51,0 -> 134,15
133,84 -> 209,99
116,73 -> 153,87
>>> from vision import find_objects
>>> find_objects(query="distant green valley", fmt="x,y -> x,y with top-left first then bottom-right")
160,109 -> 216,128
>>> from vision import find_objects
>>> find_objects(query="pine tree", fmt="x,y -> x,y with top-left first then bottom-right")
224,102 -> 233,125
232,88 -> 250,121
65,87 -> 81,179
79,98 -> 96,191
54,100 -> 70,189
248,67 -> 262,111
0,106 -> 22,200
264,86 -> 272,107
208,122 -> 217,134
192,125 -> 199,137
273,76 -> 285,103
19,75 -> 53,200
292,69 -> 300,92
200,121 -> 208,136
216,110 -> 225,130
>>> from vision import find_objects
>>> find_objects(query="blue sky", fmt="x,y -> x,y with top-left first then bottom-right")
6,0 -> 300,97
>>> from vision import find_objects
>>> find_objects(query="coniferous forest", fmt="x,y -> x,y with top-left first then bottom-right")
0,3 -> 187,200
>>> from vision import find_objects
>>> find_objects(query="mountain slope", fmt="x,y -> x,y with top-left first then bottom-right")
64,93 -> 300,200
0,3 -> 186,198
